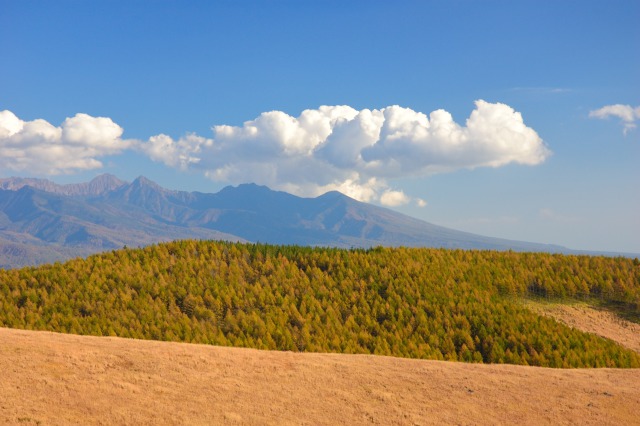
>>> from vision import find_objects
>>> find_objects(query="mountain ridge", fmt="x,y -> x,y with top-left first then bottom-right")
0,174 -> 126,197
0,174 -> 633,268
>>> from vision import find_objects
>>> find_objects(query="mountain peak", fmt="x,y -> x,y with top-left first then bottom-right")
217,183 -> 285,198
85,174 -> 127,195
317,190 -> 353,201
90,173 -> 124,186
132,176 -> 165,191
221,183 -> 269,192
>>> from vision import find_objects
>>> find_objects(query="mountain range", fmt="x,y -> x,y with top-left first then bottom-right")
0,173 -> 607,268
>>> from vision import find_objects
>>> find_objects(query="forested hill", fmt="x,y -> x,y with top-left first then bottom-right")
2,241 -> 639,368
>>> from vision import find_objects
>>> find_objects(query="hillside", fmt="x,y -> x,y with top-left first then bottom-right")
1,241 -> 638,368
1,327 -> 638,426
523,301 -> 640,353
0,174 -> 582,268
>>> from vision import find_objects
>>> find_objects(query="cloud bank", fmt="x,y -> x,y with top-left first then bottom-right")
1,101 -> 550,206
0,110 -> 130,174
140,101 -> 550,205
589,104 -> 640,135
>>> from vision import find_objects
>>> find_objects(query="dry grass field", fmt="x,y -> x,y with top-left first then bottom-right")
524,300 -> 640,353
1,324 -> 639,426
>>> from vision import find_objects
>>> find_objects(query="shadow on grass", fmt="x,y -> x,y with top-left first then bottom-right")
517,294 -> 640,325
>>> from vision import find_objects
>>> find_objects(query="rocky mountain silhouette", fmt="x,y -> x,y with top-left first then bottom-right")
0,174 -> 579,268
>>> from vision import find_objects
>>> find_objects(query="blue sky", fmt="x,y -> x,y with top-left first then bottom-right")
1,1 -> 638,253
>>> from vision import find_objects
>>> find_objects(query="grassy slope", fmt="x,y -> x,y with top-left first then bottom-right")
1,327 -> 638,426
523,300 -> 640,353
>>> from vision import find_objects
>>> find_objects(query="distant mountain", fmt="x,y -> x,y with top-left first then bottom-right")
0,174 -> 126,196
0,174 -> 617,268
0,176 -> 242,268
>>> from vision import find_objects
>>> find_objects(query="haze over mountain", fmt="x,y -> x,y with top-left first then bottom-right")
0,174 -> 609,268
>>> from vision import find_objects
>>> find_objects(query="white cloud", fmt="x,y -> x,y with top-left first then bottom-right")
0,110 -> 130,174
142,133 -> 209,169
380,189 -> 410,207
416,198 -> 427,208
1,101 -> 551,207
361,101 -> 549,176
589,104 -> 640,135
141,101 -> 550,205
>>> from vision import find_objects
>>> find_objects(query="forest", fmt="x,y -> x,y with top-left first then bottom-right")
0,240 -> 638,368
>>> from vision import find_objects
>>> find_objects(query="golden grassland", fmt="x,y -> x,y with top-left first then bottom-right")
2,242 -> 640,424
1,326 -> 639,426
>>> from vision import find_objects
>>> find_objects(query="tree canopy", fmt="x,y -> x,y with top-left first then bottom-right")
1,241 -> 638,368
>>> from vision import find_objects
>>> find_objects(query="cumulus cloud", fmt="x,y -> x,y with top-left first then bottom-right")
589,104 -> 640,135
142,133 -> 210,169
1,101 -> 550,206
140,100 -> 549,204
360,101 -> 549,176
380,189 -> 410,207
0,110 -> 130,174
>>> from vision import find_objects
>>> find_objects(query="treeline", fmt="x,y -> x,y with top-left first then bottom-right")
0,241 -> 638,368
